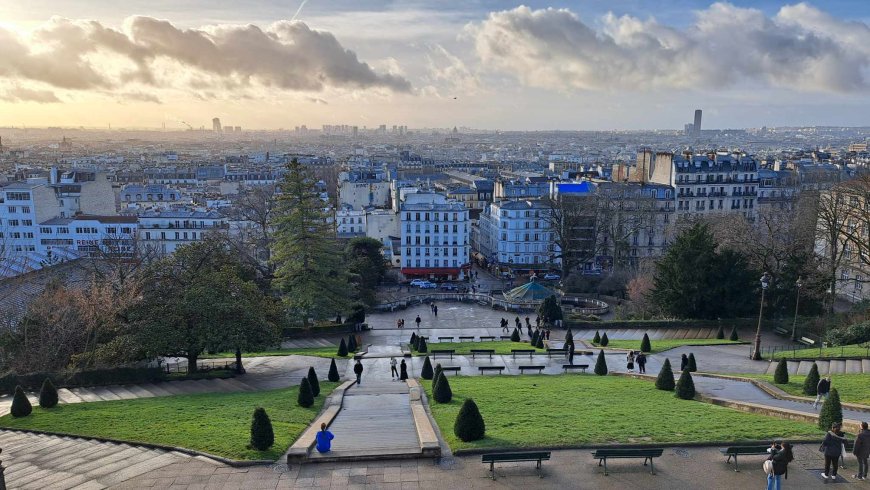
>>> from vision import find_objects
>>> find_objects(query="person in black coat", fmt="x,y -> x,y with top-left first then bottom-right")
821,423 -> 848,480
353,360 -> 364,385
853,421 -> 870,480
766,441 -> 793,489
680,353 -> 688,372
636,352 -> 647,374
399,359 -> 408,381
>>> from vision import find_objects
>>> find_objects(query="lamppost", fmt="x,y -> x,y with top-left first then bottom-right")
791,277 -> 803,342
751,272 -> 771,360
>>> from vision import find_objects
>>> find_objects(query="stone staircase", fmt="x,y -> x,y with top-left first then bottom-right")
764,359 -> 870,375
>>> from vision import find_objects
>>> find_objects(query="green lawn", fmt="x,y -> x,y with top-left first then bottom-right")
746,373 -> 870,406
592,339 -> 747,353
424,375 -> 822,451
770,344 -> 870,360
202,347 -> 349,359
420,341 -> 544,356
0,383 -> 337,460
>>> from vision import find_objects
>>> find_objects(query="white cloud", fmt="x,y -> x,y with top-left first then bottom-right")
0,86 -> 61,103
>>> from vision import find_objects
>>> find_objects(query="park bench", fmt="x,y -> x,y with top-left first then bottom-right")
471,349 -> 495,359
546,348 -> 567,357
458,336 -> 475,341
719,446 -> 770,472
773,327 -> 789,336
563,364 -> 589,373
438,336 -> 455,342
432,349 -> 455,359
499,335 -> 513,340
478,366 -> 505,375
575,351 -> 593,356
481,451 -> 550,480
798,337 -> 816,346
519,365 -> 546,374
591,448 -> 663,476
511,349 -> 535,359
440,366 -> 461,376
480,336 -> 496,341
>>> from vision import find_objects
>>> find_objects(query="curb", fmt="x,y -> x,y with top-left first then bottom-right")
451,438 -> 826,456
406,379 -> 442,458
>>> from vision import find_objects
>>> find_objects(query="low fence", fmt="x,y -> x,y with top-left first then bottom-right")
761,341 -> 870,361
162,359 -> 238,375
375,292 -> 610,314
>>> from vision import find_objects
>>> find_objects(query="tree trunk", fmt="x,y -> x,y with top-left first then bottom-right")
187,354 -> 198,373
235,348 -> 245,374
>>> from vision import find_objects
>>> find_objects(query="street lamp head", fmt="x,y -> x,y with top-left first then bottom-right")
760,272 -> 771,290
796,277 -> 803,289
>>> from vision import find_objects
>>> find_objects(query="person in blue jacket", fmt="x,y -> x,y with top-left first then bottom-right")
315,423 -> 335,453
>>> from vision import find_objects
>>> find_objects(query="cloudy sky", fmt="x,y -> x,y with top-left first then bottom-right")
0,1 -> 868,130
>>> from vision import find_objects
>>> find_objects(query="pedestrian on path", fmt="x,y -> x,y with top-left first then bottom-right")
535,316 -> 541,328
814,376 -> 831,409
821,422 -> 848,480
390,357 -> 399,379
515,316 -> 521,329
415,316 -> 421,329
527,324 -> 533,337
399,359 -> 408,381
636,352 -> 647,374
501,318 -> 509,333
354,360 -> 364,385
433,305 -> 438,316
680,353 -> 688,372
545,329 -> 550,340
626,351 -> 635,372
397,319 -> 401,329
315,423 -> 335,453
568,342 -> 575,365
853,421 -> 870,480
765,441 -> 793,490
525,317 -> 531,328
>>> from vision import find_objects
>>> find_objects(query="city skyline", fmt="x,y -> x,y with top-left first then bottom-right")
0,1 -> 868,130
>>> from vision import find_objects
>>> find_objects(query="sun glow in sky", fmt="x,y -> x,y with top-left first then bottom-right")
0,1 -> 868,130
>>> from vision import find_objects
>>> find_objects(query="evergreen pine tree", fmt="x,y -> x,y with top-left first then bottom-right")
421,356 -> 434,380
536,295 -> 563,325
328,358 -> 340,382
337,338 -> 348,357
418,337 -> 428,353
729,326 -> 739,341
818,388 -> 843,431
715,325 -> 725,340
454,398 -> 486,442
687,353 -> 697,372
250,407 -> 275,451
39,378 -> 58,409
297,378 -> 314,407
655,359 -> 675,391
410,332 -> 418,347
773,359 -> 789,384
433,372 -> 453,403
600,332 -> 609,347
511,328 -> 520,342
307,367 -> 321,397
593,331 -> 601,344
594,350 -> 608,375
675,370 -> 696,400
640,333 -> 651,353
10,386 -> 32,418
803,363 -> 820,396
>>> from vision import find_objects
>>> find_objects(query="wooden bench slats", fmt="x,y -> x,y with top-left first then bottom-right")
563,364 -> 589,373
482,452 -> 550,480
591,448 -> 663,476
719,446 -> 771,472
478,366 -> 505,374
519,365 -> 545,374
440,366 -> 461,376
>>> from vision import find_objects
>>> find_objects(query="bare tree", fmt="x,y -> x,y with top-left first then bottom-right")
223,184 -> 279,285
814,188 -> 853,310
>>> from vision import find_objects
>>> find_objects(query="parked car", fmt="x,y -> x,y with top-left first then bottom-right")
543,273 -> 560,280
440,283 -> 459,291
419,281 -> 438,289
409,279 -> 428,287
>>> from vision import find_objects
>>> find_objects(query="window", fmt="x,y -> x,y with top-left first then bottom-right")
40,227 -> 52,234
21,207 -> 30,214
7,206 -> 16,213
8,220 -> 18,226
6,192 -> 30,201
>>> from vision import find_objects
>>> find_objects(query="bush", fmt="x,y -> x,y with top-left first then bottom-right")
347,303 -> 366,325
640,333 -> 651,353
773,359 -> 789,384
803,363 -> 820,396
655,359 -> 675,391
511,328 -> 520,342
250,407 -> 274,451
347,335 -> 357,352
454,398 -> 485,442
600,332 -> 609,347
410,332 -> 418,347
307,367 -> 320,397
594,350 -> 608,376
825,320 -> 870,346
729,326 -> 739,341
531,330 -> 539,347
687,353 -> 697,372
39,378 -> 58,408
818,388 -> 843,430
565,328 -> 574,343
592,331 -> 601,344
535,335 -> 544,349
421,356 -> 434,380
675,370 -> 696,400
715,325 -> 725,340
434,363 -> 443,382
418,337 -> 428,353
337,339 -> 348,357
11,385 -> 32,417
328,358 -> 340,382
433,372 -> 453,403
297,378 -> 314,408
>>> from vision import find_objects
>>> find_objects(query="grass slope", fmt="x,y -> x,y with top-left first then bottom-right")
202,347 -> 348,359
421,341 -> 544,355
748,373 -> 870,406
424,375 -> 821,451
0,383 -> 337,460
770,344 -> 870,360
594,339 -> 746,353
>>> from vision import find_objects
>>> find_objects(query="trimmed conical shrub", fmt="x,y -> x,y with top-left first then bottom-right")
565,328 -> 574,343
348,335 -> 357,352
511,328 -> 520,342
675,370 -> 696,400
421,356 -> 434,380
729,326 -> 739,341
250,407 -> 274,450
337,339 -> 348,357
803,363 -> 820,396
434,363 -> 443,383
433,372 -> 453,403
593,331 -> 601,344
39,378 -> 58,409
715,325 -> 725,340
655,359 -> 675,391
773,359 -> 789,384
307,367 -> 321,397
687,353 -> 697,372
418,337 -> 428,353
640,333 -> 651,353
819,388 -> 843,431
531,330 -> 539,347
454,398 -> 485,442
297,378 -> 314,408
410,332 -> 418,347
535,335 -> 544,349
10,386 -> 32,418
594,350 -> 608,376
600,332 -> 609,347
328,358 -> 340,382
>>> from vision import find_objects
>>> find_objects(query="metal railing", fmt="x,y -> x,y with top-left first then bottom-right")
162,359 -> 238,374
376,292 -> 610,314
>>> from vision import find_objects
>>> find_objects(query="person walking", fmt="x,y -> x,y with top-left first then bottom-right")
315,423 -> 335,453
545,329 -> 551,340
390,357 -> 399,380
535,316 -> 541,328
814,376 -> 831,409
636,352 -> 647,374
766,441 -> 793,490
680,353 -> 689,372
501,318 -> 509,333
821,422 -> 848,480
353,359 -> 364,385
568,341 -> 575,365
853,421 -> 870,480
399,359 -> 408,381
626,351 -> 635,372
525,317 -> 531,328
433,305 -> 438,316
415,315 -> 421,329
396,319 -> 401,329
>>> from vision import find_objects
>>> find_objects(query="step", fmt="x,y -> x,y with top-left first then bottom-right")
219,377 -> 258,392
69,480 -> 108,490
138,383 -> 174,398
68,388 -> 103,403
72,446 -> 149,474
96,453 -> 181,486
153,382 -> 188,396
87,387 -> 121,401
863,360 -> 870,375
57,388 -> 85,404
122,384 -> 158,399
19,468 -> 80,489
104,385 -> 139,400
198,379 -> 235,394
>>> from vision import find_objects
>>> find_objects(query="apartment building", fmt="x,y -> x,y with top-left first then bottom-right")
477,199 -> 558,273
38,215 -> 137,259
138,210 -> 228,254
399,193 -> 470,280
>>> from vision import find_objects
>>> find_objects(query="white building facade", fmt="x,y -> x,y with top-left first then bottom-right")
477,199 -> 558,272
399,193 -> 470,280
138,210 -> 228,254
